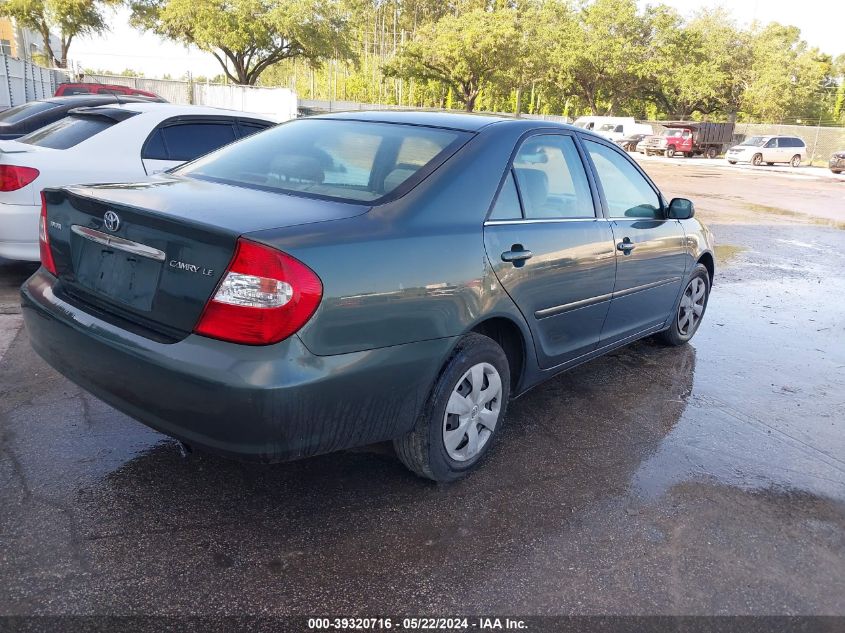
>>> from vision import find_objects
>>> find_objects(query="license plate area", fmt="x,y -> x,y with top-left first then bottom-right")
73,237 -> 162,311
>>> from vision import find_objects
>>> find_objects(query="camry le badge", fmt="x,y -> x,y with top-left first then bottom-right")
103,210 -> 121,232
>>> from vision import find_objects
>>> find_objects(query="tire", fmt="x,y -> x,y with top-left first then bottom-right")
752,153 -> 763,166
393,333 -> 510,482
832,170 -> 842,174
665,146 -> 676,158
790,154 -> 802,167
727,160 -> 737,165
657,264 -> 711,346
766,162 -> 774,166
705,146 -> 718,159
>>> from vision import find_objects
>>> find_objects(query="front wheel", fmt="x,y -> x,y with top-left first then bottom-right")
790,154 -> 802,167
752,153 -> 763,166
657,264 -> 711,346
727,160 -> 737,165
394,333 -> 510,482
665,146 -> 676,158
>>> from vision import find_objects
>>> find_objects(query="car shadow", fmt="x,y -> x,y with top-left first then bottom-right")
91,339 -> 697,533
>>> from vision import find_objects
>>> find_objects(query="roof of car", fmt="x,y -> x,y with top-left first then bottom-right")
93,101 -> 280,121
43,95 -> 159,106
311,109 -> 537,132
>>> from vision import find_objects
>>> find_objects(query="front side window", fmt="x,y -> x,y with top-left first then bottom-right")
512,134 -> 594,219
18,115 -> 114,149
765,138 -> 778,148
177,119 -> 470,203
740,136 -> 767,147
583,139 -> 661,219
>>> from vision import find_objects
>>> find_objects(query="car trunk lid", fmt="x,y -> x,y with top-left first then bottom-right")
45,176 -> 369,339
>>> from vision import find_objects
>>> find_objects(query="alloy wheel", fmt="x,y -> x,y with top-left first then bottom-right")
791,155 -> 801,167
678,277 -> 707,336
443,362 -> 502,462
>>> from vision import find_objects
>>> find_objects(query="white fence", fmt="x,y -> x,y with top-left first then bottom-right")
87,74 -> 297,120
0,55 -> 69,109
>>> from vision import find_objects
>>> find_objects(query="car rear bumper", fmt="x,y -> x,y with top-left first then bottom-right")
0,201 -> 39,261
22,269 -> 453,462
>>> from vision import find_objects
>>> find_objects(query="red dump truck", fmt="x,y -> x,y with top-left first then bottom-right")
637,121 -> 735,159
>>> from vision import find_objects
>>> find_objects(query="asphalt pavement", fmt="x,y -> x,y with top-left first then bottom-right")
0,159 -> 843,619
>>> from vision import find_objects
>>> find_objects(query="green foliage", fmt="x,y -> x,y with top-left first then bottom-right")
0,0 -> 114,67
382,7 -> 522,111
129,0 -> 353,85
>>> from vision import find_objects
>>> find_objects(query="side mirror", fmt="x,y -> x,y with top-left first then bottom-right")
667,197 -> 695,220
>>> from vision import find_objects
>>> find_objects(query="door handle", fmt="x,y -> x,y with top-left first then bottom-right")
616,239 -> 635,254
501,246 -> 533,266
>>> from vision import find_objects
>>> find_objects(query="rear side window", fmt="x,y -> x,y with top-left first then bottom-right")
489,171 -> 522,220
584,139 -> 661,219
160,122 -> 237,161
19,115 -> 114,149
177,119 -> 470,203
512,134 -> 594,219
239,121 -> 271,138
784,137 -> 804,148
0,101 -> 60,124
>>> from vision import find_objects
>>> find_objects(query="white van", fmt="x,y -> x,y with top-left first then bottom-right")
573,116 -> 652,141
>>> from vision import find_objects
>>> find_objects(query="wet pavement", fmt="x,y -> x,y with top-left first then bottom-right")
1,161 -> 844,617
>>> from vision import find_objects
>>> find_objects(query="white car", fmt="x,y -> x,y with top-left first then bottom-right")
0,102 -> 277,261
725,135 -> 806,167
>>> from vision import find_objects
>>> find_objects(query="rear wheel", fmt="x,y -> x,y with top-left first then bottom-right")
752,153 -> 763,166
394,333 -> 510,482
766,162 -> 774,166
705,146 -> 718,159
832,170 -> 842,174
727,160 -> 737,165
790,154 -> 802,167
657,264 -> 710,346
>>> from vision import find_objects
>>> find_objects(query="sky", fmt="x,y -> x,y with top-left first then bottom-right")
68,1 -> 845,81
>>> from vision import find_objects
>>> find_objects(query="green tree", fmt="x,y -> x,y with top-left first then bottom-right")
0,0 -> 114,68
383,7 -> 522,111
645,7 -> 750,119
129,0 -> 353,85
537,0 -> 652,115
742,23 -> 832,122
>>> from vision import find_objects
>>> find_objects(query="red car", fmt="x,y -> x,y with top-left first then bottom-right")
54,82 -> 165,101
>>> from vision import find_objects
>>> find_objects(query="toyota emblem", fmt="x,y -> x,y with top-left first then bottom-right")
103,210 -> 121,232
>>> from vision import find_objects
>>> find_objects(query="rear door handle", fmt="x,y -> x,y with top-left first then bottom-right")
616,239 -> 635,254
501,246 -> 533,266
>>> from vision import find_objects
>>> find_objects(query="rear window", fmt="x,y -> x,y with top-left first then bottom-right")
176,119 -> 470,203
19,115 -> 114,149
0,101 -> 60,124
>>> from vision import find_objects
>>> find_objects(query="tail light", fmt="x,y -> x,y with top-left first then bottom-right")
0,165 -> 40,192
38,192 -> 57,275
194,238 -> 322,345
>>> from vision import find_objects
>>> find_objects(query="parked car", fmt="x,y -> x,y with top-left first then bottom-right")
0,103 -> 277,261
22,111 -> 715,481
0,95 -> 161,140
828,150 -> 844,174
54,82 -> 164,100
616,132 -> 649,152
639,122 -> 734,159
726,135 -> 806,167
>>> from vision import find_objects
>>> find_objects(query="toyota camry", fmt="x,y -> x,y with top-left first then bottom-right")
22,111 -> 715,481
